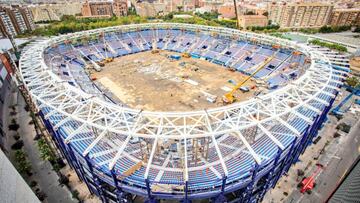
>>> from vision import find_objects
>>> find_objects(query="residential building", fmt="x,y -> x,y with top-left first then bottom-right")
133,1 -> 159,17
195,5 -> 215,14
0,8 -> 17,36
218,2 -> 267,20
28,3 -> 82,22
329,8 -> 360,26
269,2 -> 334,28
239,4 -> 267,15
81,0 -> 128,18
81,0 -> 113,17
113,0 -> 128,17
218,3 -> 236,19
11,5 -> 35,32
0,5 -> 35,37
194,0 -> 201,8
200,0 -> 223,12
18,5 -> 35,31
183,0 -> 196,12
238,14 -> 268,28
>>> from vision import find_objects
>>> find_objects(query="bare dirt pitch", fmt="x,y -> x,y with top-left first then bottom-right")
350,56 -> 360,72
91,50 -> 256,112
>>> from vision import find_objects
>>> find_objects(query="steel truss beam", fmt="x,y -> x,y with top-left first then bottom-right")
18,23 -> 346,193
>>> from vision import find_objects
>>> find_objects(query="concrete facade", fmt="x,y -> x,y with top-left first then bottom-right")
28,3 -> 82,22
269,2 -> 333,29
81,1 -> 113,17
329,8 -> 360,26
0,5 -> 35,37
238,14 -> 268,28
113,0 -> 128,17
0,150 -> 40,203
81,0 -> 128,18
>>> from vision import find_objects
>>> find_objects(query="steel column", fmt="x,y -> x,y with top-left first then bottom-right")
85,155 -> 108,203
67,143 -> 94,195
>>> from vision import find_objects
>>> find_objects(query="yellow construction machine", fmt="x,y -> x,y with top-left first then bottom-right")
182,53 -> 190,58
223,52 -> 277,104
105,57 -> 113,63
100,57 -> 113,64
151,50 -> 160,54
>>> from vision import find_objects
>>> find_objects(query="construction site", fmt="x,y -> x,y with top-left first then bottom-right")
18,23 -> 353,203
90,50 -> 257,111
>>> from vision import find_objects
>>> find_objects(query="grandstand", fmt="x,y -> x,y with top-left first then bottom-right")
18,23 -> 350,202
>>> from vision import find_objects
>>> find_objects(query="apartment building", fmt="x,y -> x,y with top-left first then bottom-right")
82,1 -> 113,17
28,3 -> 82,22
0,8 -> 17,37
113,0 -> 128,17
12,7 -> 27,33
17,5 -> 35,31
269,2 -> 334,28
238,14 -> 268,28
81,0 -> 127,18
0,5 -> 35,37
329,8 -> 360,26
218,3 -> 236,19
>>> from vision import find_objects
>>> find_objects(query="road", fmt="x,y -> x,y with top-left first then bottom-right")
286,117 -> 360,203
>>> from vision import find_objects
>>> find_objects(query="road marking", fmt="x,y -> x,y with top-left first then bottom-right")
331,155 -> 341,160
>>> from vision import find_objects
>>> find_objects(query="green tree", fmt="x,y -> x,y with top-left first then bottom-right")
60,15 -> 76,22
177,6 -> 183,12
309,39 -> 347,52
37,138 -> 55,162
164,13 -> 174,21
128,7 -> 137,16
195,11 -> 220,20
37,138 -> 64,172
319,25 -> 351,33
15,150 -> 32,174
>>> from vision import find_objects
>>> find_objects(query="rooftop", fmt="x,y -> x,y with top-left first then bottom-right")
0,38 -> 30,52
333,8 -> 360,12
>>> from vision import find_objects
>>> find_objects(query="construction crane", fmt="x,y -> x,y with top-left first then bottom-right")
233,0 -> 240,29
223,52 -> 277,104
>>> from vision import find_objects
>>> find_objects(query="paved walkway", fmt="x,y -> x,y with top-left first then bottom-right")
2,85 -> 76,203
287,118 -> 360,203
263,87 -> 360,203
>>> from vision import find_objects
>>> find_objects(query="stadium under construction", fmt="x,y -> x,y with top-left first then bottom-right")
18,23 -> 350,202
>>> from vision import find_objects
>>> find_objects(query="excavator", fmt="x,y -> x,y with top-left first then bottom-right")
223,51 -> 278,104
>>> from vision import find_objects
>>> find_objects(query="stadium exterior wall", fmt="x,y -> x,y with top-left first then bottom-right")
38,97 -> 337,203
